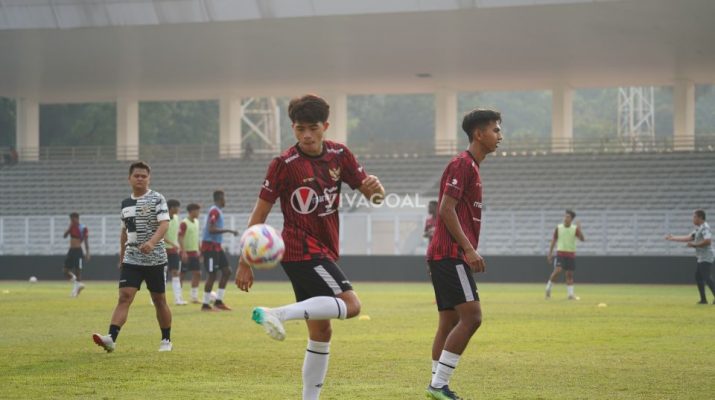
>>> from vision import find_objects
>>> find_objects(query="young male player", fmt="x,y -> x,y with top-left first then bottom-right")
63,212 -> 90,297
92,161 -> 173,352
545,210 -> 585,300
179,203 -> 202,304
426,109 -> 502,399
665,209 -> 715,304
201,190 -> 238,311
165,199 -> 187,305
235,94 -> 385,400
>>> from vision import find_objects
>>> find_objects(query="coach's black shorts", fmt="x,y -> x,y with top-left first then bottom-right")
119,263 -> 167,293
428,258 -> 479,311
167,253 -> 181,271
555,256 -> 576,271
203,250 -> 229,272
64,248 -> 84,270
282,259 -> 353,302
185,255 -> 201,272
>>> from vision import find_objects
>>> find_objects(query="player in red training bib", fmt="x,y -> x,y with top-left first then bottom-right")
425,109 -> 502,400
235,94 -> 385,400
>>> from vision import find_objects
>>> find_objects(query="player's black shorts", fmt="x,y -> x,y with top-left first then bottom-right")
64,248 -> 84,270
119,263 -> 167,293
203,250 -> 229,272
282,259 -> 353,302
185,255 -> 201,271
555,256 -> 576,271
167,253 -> 181,271
428,258 -> 479,311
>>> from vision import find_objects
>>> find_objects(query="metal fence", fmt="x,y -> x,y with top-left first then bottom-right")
0,210 -> 698,257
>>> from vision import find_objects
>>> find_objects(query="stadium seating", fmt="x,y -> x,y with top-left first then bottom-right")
1,151 -> 713,215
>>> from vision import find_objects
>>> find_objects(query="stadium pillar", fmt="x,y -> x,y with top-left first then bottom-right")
673,80 -> 695,151
116,98 -> 139,161
219,95 -> 243,159
551,85 -> 573,153
15,98 -> 39,161
434,91 -> 458,155
324,93 -> 348,144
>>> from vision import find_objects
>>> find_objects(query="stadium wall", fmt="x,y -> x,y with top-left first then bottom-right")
0,255 -> 700,284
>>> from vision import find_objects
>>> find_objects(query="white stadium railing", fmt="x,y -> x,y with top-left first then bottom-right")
0,210 -> 697,257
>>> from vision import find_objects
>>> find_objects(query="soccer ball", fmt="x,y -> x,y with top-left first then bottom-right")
29,276 -> 38,283
240,224 -> 285,270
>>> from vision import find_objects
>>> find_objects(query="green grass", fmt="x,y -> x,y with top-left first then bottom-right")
0,281 -> 713,399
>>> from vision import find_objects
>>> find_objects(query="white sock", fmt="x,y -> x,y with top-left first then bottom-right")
273,297 -> 348,321
73,281 -> 80,290
432,360 -> 438,376
431,350 -> 460,389
567,285 -> 574,296
171,277 -> 182,301
190,287 -> 199,300
302,340 -> 330,400
217,288 -> 225,301
203,291 -> 211,305
545,280 -> 553,290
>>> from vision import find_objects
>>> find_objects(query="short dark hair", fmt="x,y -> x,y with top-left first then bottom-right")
187,203 -> 200,212
167,199 -> 180,209
69,212 -> 79,219
566,209 -> 576,219
695,209 -> 706,220
288,94 -> 330,124
461,109 -> 501,142
213,190 -> 225,201
129,161 -> 151,175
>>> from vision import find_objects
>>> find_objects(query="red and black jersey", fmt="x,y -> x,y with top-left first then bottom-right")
259,140 -> 367,262
427,151 -> 483,262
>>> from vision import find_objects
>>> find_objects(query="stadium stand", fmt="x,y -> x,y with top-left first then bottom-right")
0,151 -> 713,215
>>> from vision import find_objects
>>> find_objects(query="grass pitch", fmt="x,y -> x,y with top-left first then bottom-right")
0,280 -> 713,399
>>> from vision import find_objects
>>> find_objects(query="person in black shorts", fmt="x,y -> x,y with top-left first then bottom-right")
92,161 -> 173,353
179,203 -> 203,303
62,212 -> 90,297
235,94 -> 385,400
425,109 -> 502,399
200,190 -> 238,311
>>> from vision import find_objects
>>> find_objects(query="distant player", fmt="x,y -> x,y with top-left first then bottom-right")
235,94 -> 385,400
165,199 -> 187,305
201,190 -> 238,311
665,209 -> 714,304
92,161 -> 173,352
424,200 -> 438,242
63,212 -> 90,297
425,109 -> 501,400
179,203 -> 202,304
545,210 -> 585,300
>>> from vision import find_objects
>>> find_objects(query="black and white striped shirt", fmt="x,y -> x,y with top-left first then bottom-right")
120,189 -> 169,266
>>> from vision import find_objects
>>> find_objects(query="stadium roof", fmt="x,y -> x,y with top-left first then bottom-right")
0,0 -> 713,102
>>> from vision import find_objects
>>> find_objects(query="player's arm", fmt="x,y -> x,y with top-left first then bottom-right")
439,194 -> 485,272
665,233 -> 693,243
547,228 -> 557,263
208,220 -> 238,236
139,220 -> 169,254
688,230 -> 711,248
83,231 -> 91,261
119,226 -> 127,269
178,224 -> 187,262
63,226 -> 70,238
358,175 -> 385,204
236,198 -> 274,292
576,221 -> 585,241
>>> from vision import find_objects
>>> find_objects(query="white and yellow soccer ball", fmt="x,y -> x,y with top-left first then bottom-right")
240,224 -> 285,270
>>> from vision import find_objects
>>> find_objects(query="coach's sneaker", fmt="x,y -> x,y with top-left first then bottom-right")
158,339 -> 172,352
426,384 -> 462,399
252,307 -> 286,341
175,298 -> 188,306
214,300 -> 232,311
92,333 -> 115,353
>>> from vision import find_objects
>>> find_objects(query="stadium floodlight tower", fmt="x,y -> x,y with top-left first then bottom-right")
617,86 -> 656,152
241,97 -> 281,154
